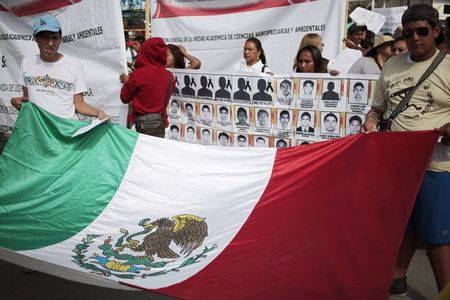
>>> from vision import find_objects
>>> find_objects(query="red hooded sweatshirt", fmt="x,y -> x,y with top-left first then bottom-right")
120,37 -> 174,126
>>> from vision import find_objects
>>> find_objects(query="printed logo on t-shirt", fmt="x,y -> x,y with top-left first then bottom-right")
24,74 -> 74,91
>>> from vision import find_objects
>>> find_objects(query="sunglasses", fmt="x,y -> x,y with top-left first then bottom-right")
402,27 -> 430,39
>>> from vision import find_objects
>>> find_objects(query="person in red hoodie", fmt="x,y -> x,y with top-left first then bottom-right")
120,37 -> 174,137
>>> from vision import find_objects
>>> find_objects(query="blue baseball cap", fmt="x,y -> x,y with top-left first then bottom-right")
33,15 -> 62,35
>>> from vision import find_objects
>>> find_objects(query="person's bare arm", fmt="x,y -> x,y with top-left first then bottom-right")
10,86 -> 28,110
73,93 -> 109,120
343,38 -> 369,56
177,45 -> 201,69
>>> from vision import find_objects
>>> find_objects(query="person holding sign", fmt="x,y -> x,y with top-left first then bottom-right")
294,46 -> 325,73
362,5 -> 450,295
11,15 -> 108,121
231,37 -> 273,75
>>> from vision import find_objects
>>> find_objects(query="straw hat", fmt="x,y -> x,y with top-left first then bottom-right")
366,35 -> 394,56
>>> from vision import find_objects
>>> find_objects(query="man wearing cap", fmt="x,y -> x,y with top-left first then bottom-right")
362,4 -> 450,296
348,35 -> 394,74
327,22 -> 368,75
11,15 -> 108,120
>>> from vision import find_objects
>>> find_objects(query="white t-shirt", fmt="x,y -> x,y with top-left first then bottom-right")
19,54 -> 87,119
231,59 -> 272,74
348,56 -> 381,75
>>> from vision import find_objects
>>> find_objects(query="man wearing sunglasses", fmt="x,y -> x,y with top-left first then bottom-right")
362,4 -> 450,296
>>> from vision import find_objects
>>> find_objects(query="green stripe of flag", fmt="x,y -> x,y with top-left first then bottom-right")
0,103 -> 138,251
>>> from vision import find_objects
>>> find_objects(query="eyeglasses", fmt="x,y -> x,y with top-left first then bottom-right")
402,27 -> 430,39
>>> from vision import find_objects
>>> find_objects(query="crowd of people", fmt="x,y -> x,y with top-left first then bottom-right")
2,3 -> 450,298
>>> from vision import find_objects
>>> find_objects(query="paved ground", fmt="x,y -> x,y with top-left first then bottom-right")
0,248 -> 438,300
0,259 -> 173,300
389,248 -> 438,300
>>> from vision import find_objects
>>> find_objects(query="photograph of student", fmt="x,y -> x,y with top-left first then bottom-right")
321,112 -> 339,134
299,79 -> 317,99
235,107 -> 250,126
197,75 -> 213,98
218,106 -> 230,123
275,138 -> 288,148
185,126 -> 196,143
277,79 -> 293,100
169,100 -> 180,115
172,74 -> 180,95
349,81 -> 368,104
200,104 -> 212,121
169,124 -> 180,140
321,80 -> 340,100
181,74 -> 195,97
218,132 -> 230,147
296,111 -> 315,133
170,100 -> 179,114
236,134 -> 248,147
256,108 -> 271,128
252,79 -> 273,103
254,136 -> 268,148
184,102 -> 196,120
277,109 -> 292,130
233,77 -> 251,102
215,76 -> 231,100
347,115 -> 363,135
201,128 -> 212,145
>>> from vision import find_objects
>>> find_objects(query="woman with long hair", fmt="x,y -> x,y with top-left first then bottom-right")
231,37 -> 273,74
166,44 -> 201,69
296,33 -> 329,71
294,45 -> 325,73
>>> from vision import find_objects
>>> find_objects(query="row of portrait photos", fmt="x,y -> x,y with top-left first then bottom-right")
171,72 -> 376,114
166,110 -> 367,145
169,100 -> 368,138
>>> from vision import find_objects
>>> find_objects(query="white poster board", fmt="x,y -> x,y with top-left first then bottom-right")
151,0 -> 347,74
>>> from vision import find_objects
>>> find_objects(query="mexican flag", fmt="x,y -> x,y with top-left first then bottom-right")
0,102 -> 438,299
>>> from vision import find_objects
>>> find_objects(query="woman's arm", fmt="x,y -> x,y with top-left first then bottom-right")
178,45 -> 201,69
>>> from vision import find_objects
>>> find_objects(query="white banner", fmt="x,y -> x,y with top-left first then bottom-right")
373,6 -> 408,35
0,0 -> 128,134
151,0 -> 347,73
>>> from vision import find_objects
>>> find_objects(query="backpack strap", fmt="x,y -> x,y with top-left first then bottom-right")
387,50 -> 446,121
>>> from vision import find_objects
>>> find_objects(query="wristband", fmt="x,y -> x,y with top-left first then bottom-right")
366,109 -> 381,123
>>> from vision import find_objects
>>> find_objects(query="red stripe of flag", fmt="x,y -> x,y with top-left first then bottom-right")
153,0 -> 315,19
148,130 -> 437,299
0,0 -> 82,17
